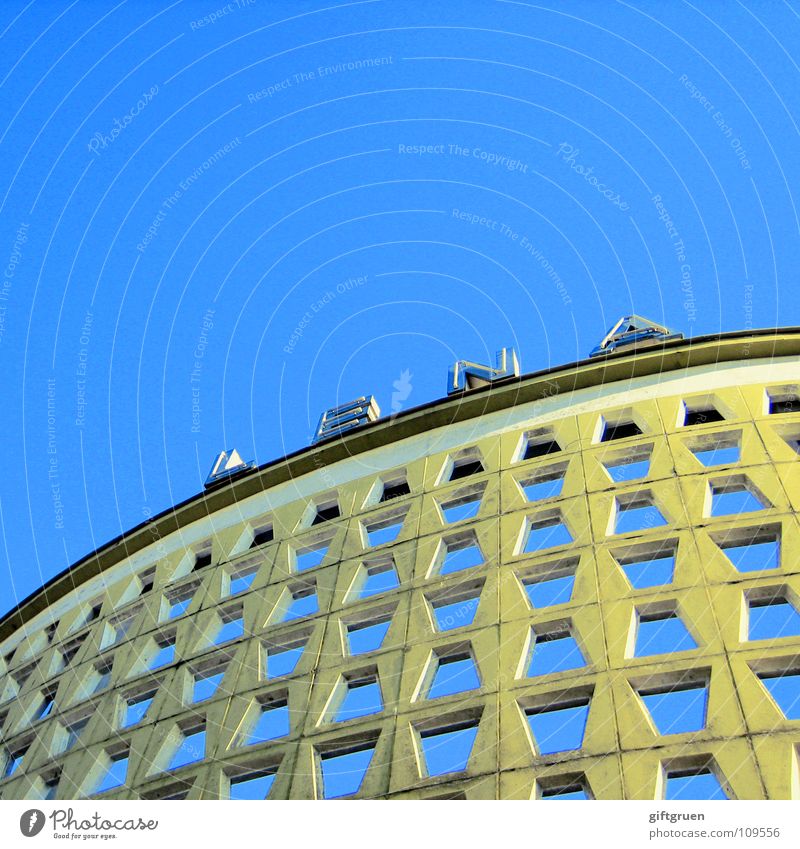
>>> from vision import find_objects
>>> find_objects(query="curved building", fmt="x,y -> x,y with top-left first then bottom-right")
1,325 -> 800,801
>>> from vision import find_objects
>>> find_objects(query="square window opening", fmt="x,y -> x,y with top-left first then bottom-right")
438,534 -> 484,576
614,541 -> 677,589
346,616 -> 393,656
167,725 -> 206,771
122,689 -> 156,728
239,697 -> 291,745
713,526 -> 780,573
354,560 -> 400,600
523,515 -> 573,553
228,568 -> 258,596
708,480 -> 768,517
767,387 -> 800,415
755,668 -> 800,720
527,628 -> 587,677
148,638 -> 176,670
636,677 -> 708,735
664,765 -> 728,800
294,541 -> 330,572
229,770 -> 276,800
427,652 -> 481,699
686,431 -> 741,467
192,541 -> 213,571
250,522 -> 274,548
279,585 -> 319,622
93,752 -> 129,795
539,777 -> 591,800
192,667 -> 226,703
634,611 -> 697,657
522,561 -> 578,608
683,406 -> 725,427
380,479 -> 411,502
449,457 -> 485,482
418,721 -> 479,777
318,742 -> 376,799
214,611 -> 245,645
332,675 -> 383,722
363,512 -> 406,548
312,501 -> 340,526
265,639 -> 307,680
599,418 -> 643,442
525,696 -> 591,754
519,464 -> 567,502
429,583 -> 483,632
747,594 -> 800,641
439,487 -> 484,524
521,430 -> 561,461
612,494 -> 668,535
601,445 -> 652,483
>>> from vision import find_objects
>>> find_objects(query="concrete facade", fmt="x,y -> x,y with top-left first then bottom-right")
1,329 -> 799,799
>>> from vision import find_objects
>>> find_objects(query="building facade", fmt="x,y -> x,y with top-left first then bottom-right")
1,328 -> 799,800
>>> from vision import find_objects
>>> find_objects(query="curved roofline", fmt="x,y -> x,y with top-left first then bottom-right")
2,326 -> 799,641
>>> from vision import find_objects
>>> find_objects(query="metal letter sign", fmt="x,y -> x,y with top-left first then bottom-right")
590,315 -> 683,357
204,448 -> 253,489
447,347 -> 520,395
313,396 -> 381,444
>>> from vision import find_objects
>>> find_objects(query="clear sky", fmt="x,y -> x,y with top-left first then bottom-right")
1,0 -> 799,614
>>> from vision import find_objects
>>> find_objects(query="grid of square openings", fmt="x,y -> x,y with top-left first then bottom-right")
3,387 -> 800,802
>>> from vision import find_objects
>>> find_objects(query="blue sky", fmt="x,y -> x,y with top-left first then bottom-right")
1,0 -> 799,611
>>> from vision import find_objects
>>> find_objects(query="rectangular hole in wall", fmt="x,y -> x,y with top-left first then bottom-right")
746,588 -> 800,641
634,608 -> 697,657
427,579 -> 484,632
438,532 -> 484,576
601,444 -> 652,483
523,690 -> 592,754
344,608 -> 395,655
612,539 -> 677,589
600,419 -> 643,442
632,670 -> 709,735
523,513 -> 573,553
417,717 -> 480,777
613,493 -> 668,535
767,386 -> 800,415
708,478 -> 768,517
663,760 -> 728,800
685,431 -> 741,467
527,625 -> 587,677
317,737 -> 378,799
749,659 -> 800,720
520,558 -> 578,608
520,429 -> 561,461
439,484 -> 485,524
380,479 -> 410,502
711,524 -> 780,573
519,462 -> 568,502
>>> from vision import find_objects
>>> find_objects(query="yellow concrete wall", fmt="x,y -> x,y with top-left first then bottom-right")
1,376 -> 799,800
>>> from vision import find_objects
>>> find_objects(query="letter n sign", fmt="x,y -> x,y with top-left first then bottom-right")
447,347 -> 520,395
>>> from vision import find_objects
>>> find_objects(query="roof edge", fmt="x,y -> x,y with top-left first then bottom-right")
2,326 -> 798,641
